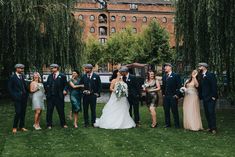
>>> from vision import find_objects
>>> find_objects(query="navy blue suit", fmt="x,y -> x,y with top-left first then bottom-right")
45,73 -> 68,127
199,71 -> 218,130
8,73 -> 29,128
80,73 -> 101,125
162,72 -> 182,128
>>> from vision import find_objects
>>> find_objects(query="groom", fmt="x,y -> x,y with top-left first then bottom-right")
119,66 -> 140,127
198,63 -> 218,134
80,64 -> 101,127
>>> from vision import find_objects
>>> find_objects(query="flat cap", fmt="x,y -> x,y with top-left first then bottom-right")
164,63 -> 173,67
15,64 -> 25,69
198,62 -> 209,68
50,64 -> 59,68
83,64 -> 93,69
119,66 -> 129,72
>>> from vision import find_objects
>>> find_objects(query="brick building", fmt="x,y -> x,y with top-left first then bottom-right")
74,0 -> 175,47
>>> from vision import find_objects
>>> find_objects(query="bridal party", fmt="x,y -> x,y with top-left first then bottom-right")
8,62 -> 218,134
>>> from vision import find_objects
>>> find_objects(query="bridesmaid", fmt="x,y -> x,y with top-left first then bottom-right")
30,72 -> 45,130
143,71 -> 161,128
182,70 -> 203,131
69,70 -> 84,128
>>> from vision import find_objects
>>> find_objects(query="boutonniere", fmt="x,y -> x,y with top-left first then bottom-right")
58,76 -> 61,79
127,79 -> 130,82
93,78 -> 96,80
170,76 -> 173,78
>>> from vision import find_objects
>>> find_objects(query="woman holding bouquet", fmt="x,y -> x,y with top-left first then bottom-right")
94,70 -> 136,129
143,71 -> 161,128
30,72 -> 45,130
182,70 -> 203,131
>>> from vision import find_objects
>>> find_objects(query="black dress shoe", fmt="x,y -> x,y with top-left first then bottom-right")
84,124 -> 89,128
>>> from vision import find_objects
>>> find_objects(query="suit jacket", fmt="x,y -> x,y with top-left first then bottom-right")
45,73 -> 68,100
80,73 -> 102,97
199,71 -> 218,101
8,73 -> 29,101
162,72 -> 182,97
125,74 -> 140,99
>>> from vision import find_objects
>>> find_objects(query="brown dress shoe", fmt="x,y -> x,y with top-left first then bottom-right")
20,128 -> 28,132
12,128 -> 17,134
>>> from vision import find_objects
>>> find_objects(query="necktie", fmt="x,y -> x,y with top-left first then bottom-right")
19,74 -> 23,80
53,73 -> 56,80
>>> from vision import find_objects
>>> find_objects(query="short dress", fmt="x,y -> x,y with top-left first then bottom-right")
32,83 -> 45,110
144,79 -> 159,107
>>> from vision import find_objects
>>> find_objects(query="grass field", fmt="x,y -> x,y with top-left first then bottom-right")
0,99 -> 235,157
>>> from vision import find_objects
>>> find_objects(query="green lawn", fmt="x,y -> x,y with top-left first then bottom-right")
0,99 -> 235,157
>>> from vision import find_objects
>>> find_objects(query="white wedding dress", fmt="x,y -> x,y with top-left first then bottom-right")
94,82 -> 136,129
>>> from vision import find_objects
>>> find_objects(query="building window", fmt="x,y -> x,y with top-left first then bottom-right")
99,14 -> 107,23
162,17 -> 167,23
143,16 -> 147,23
111,27 -> 116,33
172,17 -> 175,23
90,27 -> 95,33
99,26 -> 107,36
132,16 -> 137,22
132,28 -> 137,33
99,38 -> 106,44
130,4 -> 138,10
78,14 -> 83,20
90,15 -> 95,21
121,16 -> 126,22
111,16 -> 116,22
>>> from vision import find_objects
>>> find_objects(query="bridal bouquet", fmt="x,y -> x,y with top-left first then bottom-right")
114,82 -> 128,98
37,83 -> 45,92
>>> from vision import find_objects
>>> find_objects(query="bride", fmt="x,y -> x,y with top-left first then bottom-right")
94,70 -> 136,129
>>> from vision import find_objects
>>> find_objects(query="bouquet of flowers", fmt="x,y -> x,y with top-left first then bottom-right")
114,82 -> 128,98
37,83 -> 45,92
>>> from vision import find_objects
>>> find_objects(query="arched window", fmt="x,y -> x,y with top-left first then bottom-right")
90,27 -> 95,33
99,26 -> 107,36
121,16 -> 126,22
132,28 -> 137,33
111,16 -> 116,22
132,16 -> 137,22
162,17 -> 167,23
143,16 -> 147,23
111,27 -> 116,33
78,14 -> 83,20
99,14 -> 107,23
90,15 -> 95,21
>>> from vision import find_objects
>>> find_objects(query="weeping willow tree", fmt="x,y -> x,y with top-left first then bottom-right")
175,0 -> 235,97
0,0 -> 84,79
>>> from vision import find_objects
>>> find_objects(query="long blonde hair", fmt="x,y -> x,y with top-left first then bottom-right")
32,72 -> 42,83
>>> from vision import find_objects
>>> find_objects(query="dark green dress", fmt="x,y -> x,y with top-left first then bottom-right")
69,78 -> 82,113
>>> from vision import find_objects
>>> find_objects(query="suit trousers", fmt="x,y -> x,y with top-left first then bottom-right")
83,95 -> 97,125
13,96 -> 27,128
203,99 -> 216,130
163,96 -> 180,128
46,95 -> 66,127
128,96 -> 140,124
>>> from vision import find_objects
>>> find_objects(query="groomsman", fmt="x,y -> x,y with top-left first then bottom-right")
80,64 -> 101,127
119,66 -> 141,126
45,64 -> 68,129
8,64 -> 29,133
198,63 -> 218,134
162,63 -> 182,128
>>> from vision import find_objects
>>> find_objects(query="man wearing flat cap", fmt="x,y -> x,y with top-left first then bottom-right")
80,64 -> 101,127
162,63 -> 182,128
198,62 -> 218,134
45,64 -> 68,129
8,64 -> 29,133
119,66 -> 141,126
